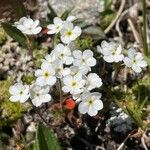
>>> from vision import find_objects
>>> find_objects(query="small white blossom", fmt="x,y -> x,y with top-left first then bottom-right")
53,43 -> 73,65
14,17 -> 42,35
30,84 -> 51,107
123,48 -> 147,73
47,17 -> 63,34
53,60 -> 67,78
35,62 -> 56,86
66,16 -> 76,22
62,74 -> 85,95
78,92 -> 103,116
9,82 -> 29,103
85,73 -> 102,90
60,21 -> 81,44
42,51 -> 56,64
73,50 -> 96,74
97,41 -> 124,63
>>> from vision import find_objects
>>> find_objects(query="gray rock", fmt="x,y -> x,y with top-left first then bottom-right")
49,0 -> 104,23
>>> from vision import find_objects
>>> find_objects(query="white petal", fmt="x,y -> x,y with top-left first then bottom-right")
40,94 -> 51,103
128,48 -> 136,58
73,50 -> 82,59
33,20 -> 40,28
66,16 -> 76,22
113,54 -> 124,62
62,86 -> 70,93
65,56 -> 73,65
36,76 -> 45,86
123,57 -> 132,67
115,45 -> 122,55
46,76 -> 56,86
137,60 -> 147,67
61,35 -> 71,44
73,26 -> 82,36
32,97 -> 42,107
54,17 -> 63,25
88,106 -> 98,116
78,102 -> 88,114
93,100 -> 103,110
63,75 -> 72,85
35,69 -> 43,77
63,21 -> 73,30
9,86 -> 19,95
86,58 -> 96,66
83,49 -> 93,59
20,94 -> 30,103
103,55 -> 114,63
33,27 -> 42,34
9,95 -> 20,102
132,64 -> 142,73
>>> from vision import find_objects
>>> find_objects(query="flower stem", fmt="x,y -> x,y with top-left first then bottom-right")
142,0 -> 149,56
57,79 -> 63,110
32,105 -> 51,127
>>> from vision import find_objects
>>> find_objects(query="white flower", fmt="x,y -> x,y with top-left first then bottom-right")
60,21 -> 81,44
42,51 -> 56,64
123,48 -> 147,73
35,62 -> 56,86
30,84 -> 51,107
66,16 -> 76,22
73,50 -> 96,74
85,73 -> 102,90
47,17 -> 63,34
62,74 -> 85,95
97,41 -> 124,63
14,17 -> 42,35
78,92 -> 103,116
47,16 -> 76,35
53,60 -> 68,78
54,43 -> 73,65
9,82 -> 30,103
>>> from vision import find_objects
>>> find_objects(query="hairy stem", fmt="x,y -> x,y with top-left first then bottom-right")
142,0 -> 149,56
58,79 -> 63,110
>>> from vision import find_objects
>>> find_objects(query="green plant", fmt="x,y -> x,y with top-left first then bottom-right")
35,123 -> 61,150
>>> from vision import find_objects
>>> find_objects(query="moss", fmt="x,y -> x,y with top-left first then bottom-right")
0,78 -> 27,127
33,48 -> 48,68
22,73 -> 36,84
0,27 -> 7,45
113,74 -> 150,128
75,37 -> 93,50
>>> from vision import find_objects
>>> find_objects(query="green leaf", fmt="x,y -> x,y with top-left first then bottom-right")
47,3 -> 57,23
82,25 -> 106,40
1,23 -> 27,47
11,0 -> 27,19
61,8 -> 73,20
104,0 -> 112,10
144,55 -> 150,66
35,123 -> 61,150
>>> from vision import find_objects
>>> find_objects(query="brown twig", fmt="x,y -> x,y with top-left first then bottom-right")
104,0 -> 126,34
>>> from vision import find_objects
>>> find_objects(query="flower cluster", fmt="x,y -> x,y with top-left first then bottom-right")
14,17 -> 42,35
9,16 -> 103,116
97,41 -> 147,73
47,16 -> 81,44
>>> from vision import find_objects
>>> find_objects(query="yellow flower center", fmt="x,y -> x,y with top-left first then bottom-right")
44,71 -> 49,77
112,50 -> 116,55
132,59 -> 136,63
66,31 -> 73,36
71,81 -> 77,87
87,98 -> 93,106
19,91 -> 23,95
